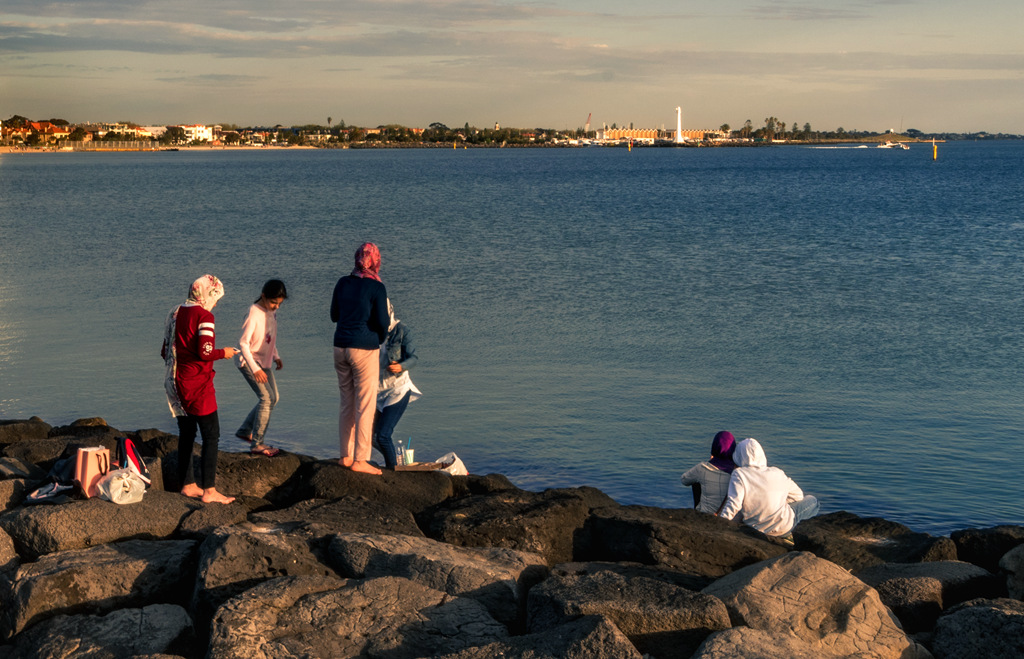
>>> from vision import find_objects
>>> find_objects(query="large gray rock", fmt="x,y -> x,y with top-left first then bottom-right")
0,418 -> 52,445
249,496 -> 425,539
2,539 -> 196,639
304,460 -> 456,515
693,626 -> 833,659
5,603 -> 194,659
0,479 -> 28,512
703,551 -> 929,658
528,569 -> 730,658
207,574 -> 508,659
0,526 -> 17,573
932,598 -> 1024,659
435,615 -> 643,659
1000,544 -> 1024,599
192,525 -> 338,627
327,532 -> 547,628
855,561 -> 1005,632
580,505 -> 786,583
0,457 -> 46,482
0,490 -> 199,561
951,525 -> 1024,573
796,511 -> 957,571
425,486 -> 617,565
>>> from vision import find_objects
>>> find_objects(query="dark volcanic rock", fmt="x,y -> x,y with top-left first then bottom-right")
129,428 -> 180,459
1000,544 -> 1024,599
0,526 -> 17,574
0,457 -> 46,483
932,598 -> 1024,659
248,496 -> 425,539
434,615 -> 643,659
304,460 -> 456,515
855,560 -> 1005,632
47,417 -> 120,438
951,525 -> 1024,573
580,505 -> 786,582
552,560 -> 713,592
0,418 -> 52,445
425,486 -> 617,565
4,603 -> 195,659
192,525 -> 338,627
0,479 -> 29,512
207,574 -> 508,659
327,532 -> 547,629
213,450 -> 304,505
703,552 -> 927,658
448,473 -> 520,499
795,511 -> 957,571
3,539 -> 196,639
527,569 -> 730,658
0,489 -> 199,561
1,437 -> 81,470
870,576 -> 943,634
177,499 -> 252,539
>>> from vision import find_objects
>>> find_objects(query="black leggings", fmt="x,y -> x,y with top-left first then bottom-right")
176,411 -> 220,490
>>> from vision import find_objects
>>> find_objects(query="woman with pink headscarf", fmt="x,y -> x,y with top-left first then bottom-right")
330,243 -> 389,475
162,274 -> 239,503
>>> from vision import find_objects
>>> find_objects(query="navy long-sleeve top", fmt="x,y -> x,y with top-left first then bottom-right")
330,275 -> 389,349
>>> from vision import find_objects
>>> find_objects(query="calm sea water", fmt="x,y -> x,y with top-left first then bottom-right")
1,142 -> 1021,536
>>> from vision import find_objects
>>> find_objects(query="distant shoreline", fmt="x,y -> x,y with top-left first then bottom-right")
0,138 -> 972,155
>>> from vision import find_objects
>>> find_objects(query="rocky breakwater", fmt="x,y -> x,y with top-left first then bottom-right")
1,416 -> 1023,658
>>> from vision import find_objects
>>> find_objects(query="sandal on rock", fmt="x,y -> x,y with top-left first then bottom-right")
250,445 -> 280,457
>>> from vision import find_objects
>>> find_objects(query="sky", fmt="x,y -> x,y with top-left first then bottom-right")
1,0 -> 1022,133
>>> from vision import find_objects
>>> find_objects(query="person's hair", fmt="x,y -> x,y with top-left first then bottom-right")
258,279 -> 288,303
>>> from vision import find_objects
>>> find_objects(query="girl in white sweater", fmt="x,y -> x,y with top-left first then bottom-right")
235,279 -> 287,456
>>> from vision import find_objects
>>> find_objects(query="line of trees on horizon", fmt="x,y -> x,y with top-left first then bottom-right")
3,114 -> 1019,148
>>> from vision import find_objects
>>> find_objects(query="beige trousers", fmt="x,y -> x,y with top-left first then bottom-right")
333,346 -> 380,461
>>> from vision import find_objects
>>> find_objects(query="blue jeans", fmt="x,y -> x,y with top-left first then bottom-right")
373,391 -> 411,468
790,495 -> 820,526
236,360 -> 279,447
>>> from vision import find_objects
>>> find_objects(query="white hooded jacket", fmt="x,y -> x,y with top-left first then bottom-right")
718,438 -> 805,536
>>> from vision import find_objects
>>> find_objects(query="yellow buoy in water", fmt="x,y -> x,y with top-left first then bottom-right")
933,139 -> 937,161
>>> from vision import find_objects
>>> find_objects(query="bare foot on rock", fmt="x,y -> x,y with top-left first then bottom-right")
349,460 -> 382,475
201,488 -> 235,504
339,456 -> 355,467
180,483 -> 204,499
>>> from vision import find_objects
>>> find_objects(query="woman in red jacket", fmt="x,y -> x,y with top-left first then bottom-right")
162,274 -> 239,504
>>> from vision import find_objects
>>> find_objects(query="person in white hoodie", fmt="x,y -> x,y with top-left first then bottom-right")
718,437 -> 819,540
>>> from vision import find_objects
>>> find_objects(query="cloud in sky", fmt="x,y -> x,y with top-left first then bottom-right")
1,0 -> 1021,132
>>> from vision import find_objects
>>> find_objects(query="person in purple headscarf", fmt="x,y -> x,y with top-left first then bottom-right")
680,431 -> 737,514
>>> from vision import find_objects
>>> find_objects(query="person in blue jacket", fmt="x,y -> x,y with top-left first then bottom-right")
330,242 -> 389,475
374,299 -> 422,467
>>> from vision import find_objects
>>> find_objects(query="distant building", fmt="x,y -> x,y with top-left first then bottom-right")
177,124 -> 214,143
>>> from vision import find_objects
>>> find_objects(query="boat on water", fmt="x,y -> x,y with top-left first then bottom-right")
877,141 -> 910,150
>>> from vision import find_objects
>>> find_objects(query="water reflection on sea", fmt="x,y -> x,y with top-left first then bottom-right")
0,142 -> 1022,535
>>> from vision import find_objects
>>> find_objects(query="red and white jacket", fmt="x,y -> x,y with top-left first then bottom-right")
164,305 -> 225,416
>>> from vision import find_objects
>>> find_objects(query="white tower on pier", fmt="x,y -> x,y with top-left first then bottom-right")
675,107 -> 683,144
